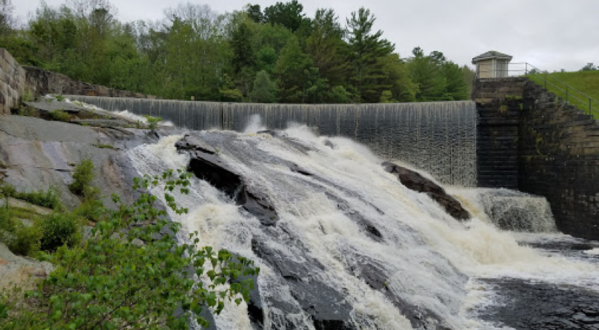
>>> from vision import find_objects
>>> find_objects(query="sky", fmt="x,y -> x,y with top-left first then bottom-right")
13,0 -> 599,72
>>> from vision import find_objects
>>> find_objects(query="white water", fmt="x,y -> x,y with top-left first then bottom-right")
125,125 -> 599,330
69,95 -> 477,186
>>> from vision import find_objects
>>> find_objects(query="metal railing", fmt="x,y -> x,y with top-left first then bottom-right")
476,62 -> 598,117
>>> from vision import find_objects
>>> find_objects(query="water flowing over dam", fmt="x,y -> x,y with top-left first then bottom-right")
67,96 -> 477,186
121,125 -> 599,330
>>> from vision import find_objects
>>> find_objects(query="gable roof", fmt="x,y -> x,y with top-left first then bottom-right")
472,51 -> 513,64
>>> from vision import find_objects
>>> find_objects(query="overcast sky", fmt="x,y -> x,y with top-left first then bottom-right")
13,0 -> 599,72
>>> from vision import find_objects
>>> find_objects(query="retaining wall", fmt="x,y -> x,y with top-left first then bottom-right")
0,49 -> 26,115
473,77 -> 599,240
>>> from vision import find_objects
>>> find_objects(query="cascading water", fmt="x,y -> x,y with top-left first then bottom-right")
475,189 -> 557,233
68,96 -> 476,187
123,121 -> 599,330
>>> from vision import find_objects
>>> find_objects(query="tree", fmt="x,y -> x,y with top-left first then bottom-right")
1,170 -> 259,329
251,70 -> 277,103
442,62 -> 469,100
246,4 -> 264,23
381,53 -> 417,102
407,47 -> 446,101
346,7 -> 395,103
264,0 -> 306,32
581,63 -> 597,71
0,0 -> 15,35
274,36 -> 324,103
230,20 -> 255,74
306,9 -> 349,91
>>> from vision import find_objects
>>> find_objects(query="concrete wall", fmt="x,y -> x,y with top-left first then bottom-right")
473,77 -> 599,240
0,49 -> 26,115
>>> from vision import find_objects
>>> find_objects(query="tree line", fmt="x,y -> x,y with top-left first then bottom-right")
0,0 -> 474,103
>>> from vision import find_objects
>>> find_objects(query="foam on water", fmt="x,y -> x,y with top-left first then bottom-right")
124,122 -> 599,329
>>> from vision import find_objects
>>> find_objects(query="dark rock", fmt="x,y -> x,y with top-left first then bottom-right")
257,129 -> 278,136
325,192 -> 383,241
251,237 -> 355,329
323,139 -> 335,149
290,163 -> 313,176
175,133 -> 216,154
478,278 -> 599,330
382,161 -> 470,220
177,133 -> 279,226
350,257 -> 453,330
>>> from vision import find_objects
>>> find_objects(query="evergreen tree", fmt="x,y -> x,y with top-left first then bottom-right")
264,0 -> 306,32
442,62 -> 469,100
407,47 -> 446,101
231,21 -> 255,74
251,70 -> 278,103
274,36 -> 324,103
246,4 -> 264,23
306,9 -> 348,92
346,7 -> 394,103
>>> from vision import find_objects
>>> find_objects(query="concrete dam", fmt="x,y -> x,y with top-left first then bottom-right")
67,95 -> 478,187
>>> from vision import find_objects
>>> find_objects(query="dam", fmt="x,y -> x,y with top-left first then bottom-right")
67,95 -> 478,187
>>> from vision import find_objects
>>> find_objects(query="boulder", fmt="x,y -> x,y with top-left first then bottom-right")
176,133 -> 279,226
0,242 -> 53,291
382,161 -> 470,221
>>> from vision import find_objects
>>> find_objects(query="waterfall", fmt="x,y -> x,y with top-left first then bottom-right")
123,125 -> 599,330
475,189 -> 557,233
67,96 -> 476,187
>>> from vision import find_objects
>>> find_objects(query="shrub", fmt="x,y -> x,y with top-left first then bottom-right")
0,169 -> 259,329
49,109 -> 71,122
0,206 -> 15,243
38,213 -> 81,252
8,224 -> 42,256
21,89 -> 34,102
0,206 -> 42,256
0,185 -> 62,211
145,115 -> 162,132
69,159 -> 95,196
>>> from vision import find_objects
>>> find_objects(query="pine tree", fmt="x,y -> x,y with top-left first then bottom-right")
251,70 -> 278,103
274,36 -> 324,103
346,7 -> 394,103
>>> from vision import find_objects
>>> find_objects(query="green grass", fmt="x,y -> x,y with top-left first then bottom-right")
527,70 -> 599,118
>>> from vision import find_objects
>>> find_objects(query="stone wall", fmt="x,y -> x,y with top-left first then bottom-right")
0,48 -> 154,116
474,78 -> 525,189
24,66 -> 154,99
0,49 -> 26,115
473,77 -> 599,240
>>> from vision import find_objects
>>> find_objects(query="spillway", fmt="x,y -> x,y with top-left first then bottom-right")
67,96 -> 477,187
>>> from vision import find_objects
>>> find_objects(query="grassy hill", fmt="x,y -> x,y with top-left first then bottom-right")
528,70 -> 599,118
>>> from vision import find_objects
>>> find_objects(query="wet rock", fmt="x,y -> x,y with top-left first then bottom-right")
251,237 -> 355,330
479,278 -> 599,330
290,163 -> 313,176
176,133 -> 279,226
382,161 -> 470,221
256,129 -> 278,137
325,192 -> 383,241
175,133 -> 217,154
349,256 -> 453,330
323,139 -> 335,149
